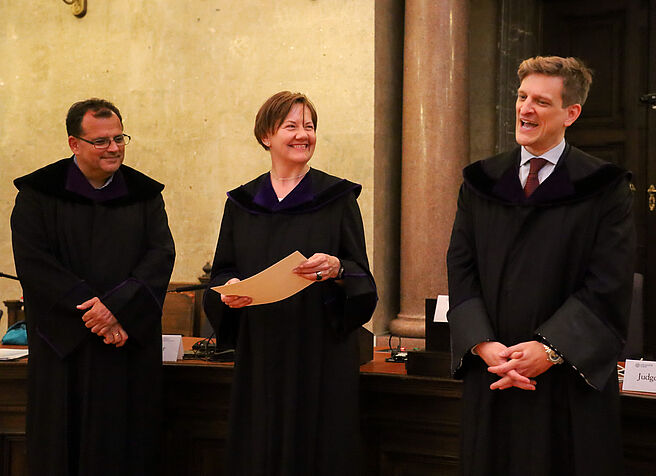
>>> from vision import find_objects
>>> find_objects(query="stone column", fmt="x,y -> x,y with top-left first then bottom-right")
389,0 -> 470,338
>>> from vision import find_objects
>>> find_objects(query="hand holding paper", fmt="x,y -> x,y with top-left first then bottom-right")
212,251 -> 315,306
293,252 -> 341,281
221,277 -> 253,308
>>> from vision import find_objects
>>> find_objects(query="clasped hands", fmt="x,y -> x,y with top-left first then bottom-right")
221,253 -> 341,309
476,340 -> 554,391
77,297 -> 128,347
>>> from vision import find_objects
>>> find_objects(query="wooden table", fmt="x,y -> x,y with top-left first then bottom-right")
1,341 -> 655,476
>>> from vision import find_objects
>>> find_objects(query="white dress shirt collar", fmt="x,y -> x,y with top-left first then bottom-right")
520,139 -> 566,167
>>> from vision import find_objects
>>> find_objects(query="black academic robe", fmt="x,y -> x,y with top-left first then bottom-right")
10,157 -> 175,476
446,144 -> 635,476
203,168 -> 377,476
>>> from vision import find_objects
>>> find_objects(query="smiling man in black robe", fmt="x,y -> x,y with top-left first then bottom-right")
11,98 -> 175,476
447,57 -> 635,475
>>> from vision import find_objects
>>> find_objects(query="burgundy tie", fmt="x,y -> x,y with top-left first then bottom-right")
524,157 -> 548,197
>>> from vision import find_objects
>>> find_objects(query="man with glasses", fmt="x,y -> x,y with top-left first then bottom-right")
11,98 -> 175,476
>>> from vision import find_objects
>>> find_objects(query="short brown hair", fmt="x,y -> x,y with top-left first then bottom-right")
66,98 -> 123,137
254,91 -> 318,150
517,56 -> 593,106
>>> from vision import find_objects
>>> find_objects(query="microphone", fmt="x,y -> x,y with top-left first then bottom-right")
167,283 -> 209,293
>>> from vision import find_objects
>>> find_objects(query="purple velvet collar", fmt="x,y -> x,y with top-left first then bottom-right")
252,172 -> 315,211
65,160 -> 128,202
226,168 -> 361,215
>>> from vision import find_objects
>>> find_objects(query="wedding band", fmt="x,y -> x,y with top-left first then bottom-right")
316,271 -> 322,281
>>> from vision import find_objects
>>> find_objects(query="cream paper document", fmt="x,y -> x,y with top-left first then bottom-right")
0,348 -> 29,360
211,251 -> 313,306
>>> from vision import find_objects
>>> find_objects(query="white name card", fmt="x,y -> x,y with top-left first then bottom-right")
162,334 -> 184,362
623,359 -> 656,393
433,295 -> 449,323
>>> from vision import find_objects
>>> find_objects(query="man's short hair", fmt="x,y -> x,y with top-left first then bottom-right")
254,91 -> 318,151
518,56 -> 593,107
66,98 -> 123,137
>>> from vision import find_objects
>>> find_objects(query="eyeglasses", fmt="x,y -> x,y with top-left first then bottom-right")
75,134 -> 131,149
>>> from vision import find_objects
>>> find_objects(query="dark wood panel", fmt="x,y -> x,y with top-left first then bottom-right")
541,0 -> 655,358
1,357 -> 655,476
0,362 -> 27,476
645,0 -> 656,361
160,364 -> 232,476
559,12 -> 624,124
161,292 -> 195,336
360,373 -> 461,476
0,436 -> 25,476
378,453 -> 458,476
574,143 -> 626,169
164,282 -> 212,338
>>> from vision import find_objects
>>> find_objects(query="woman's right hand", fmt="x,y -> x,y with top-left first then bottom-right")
221,278 -> 253,308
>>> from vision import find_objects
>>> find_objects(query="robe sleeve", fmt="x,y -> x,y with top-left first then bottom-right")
202,199 -> 242,351
100,194 -> 175,346
11,188 -> 97,358
321,193 -> 377,335
536,178 -> 635,390
446,184 -> 496,378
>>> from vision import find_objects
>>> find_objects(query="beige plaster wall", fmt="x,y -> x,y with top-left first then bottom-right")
0,0 -> 376,336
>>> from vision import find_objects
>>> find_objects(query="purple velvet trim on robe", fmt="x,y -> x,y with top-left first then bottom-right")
101,276 -> 165,310
252,172 -> 315,211
227,169 -> 362,216
65,161 -> 128,202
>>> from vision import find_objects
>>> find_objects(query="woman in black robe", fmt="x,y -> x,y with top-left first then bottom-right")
203,91 -> 377,475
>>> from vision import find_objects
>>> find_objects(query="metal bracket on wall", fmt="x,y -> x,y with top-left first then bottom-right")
62,0 -> 87,18
640,93 -> 656,110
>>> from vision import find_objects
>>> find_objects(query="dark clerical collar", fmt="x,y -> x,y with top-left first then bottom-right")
252,172 -> 314,211
227,168 -> 361,215
65,159 -> 128,202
